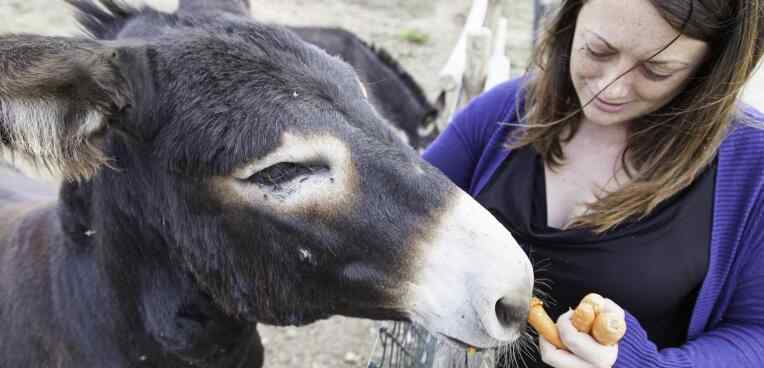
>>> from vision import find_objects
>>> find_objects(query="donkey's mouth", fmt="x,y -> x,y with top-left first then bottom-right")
437,334 -> 483,351
334,303 -> 410,322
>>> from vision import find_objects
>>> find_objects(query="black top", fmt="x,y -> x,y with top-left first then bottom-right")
476,146 -> 715,366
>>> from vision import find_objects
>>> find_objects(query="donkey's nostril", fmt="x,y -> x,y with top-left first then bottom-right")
495,297 -> 527,328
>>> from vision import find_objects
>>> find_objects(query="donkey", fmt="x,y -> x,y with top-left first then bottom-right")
190,0 -> 440,150
0,0 -> 534,367
287,26 -> 441,150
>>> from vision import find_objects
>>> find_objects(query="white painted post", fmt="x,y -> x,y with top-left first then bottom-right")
484,0 -> 505,44
484,17 -> 510,91
463,27 -> 492,105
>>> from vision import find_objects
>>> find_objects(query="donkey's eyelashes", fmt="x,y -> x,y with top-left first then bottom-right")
248,162 -> 307,185
242,162 -> 328,186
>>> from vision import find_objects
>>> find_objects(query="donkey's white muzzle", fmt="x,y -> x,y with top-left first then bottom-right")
408,190 -> 534,348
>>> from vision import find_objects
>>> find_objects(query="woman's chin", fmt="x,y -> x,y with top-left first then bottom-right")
582,107 -> 632,127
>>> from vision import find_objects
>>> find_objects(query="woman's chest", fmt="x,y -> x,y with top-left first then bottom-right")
543,156 -> 627,229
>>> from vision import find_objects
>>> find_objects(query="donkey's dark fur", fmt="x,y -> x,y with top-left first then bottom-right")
288,27 -> 441,149
68,2 -> 440,150
0,2 -> 427,367
0,1 -> 533,367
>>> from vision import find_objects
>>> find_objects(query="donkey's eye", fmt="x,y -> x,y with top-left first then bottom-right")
245,162 -> 316,186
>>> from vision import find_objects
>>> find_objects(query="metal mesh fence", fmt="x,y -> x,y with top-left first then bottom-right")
366,322 -> 510,368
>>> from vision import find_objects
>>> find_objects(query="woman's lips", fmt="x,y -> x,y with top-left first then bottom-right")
593,96 -> 629,113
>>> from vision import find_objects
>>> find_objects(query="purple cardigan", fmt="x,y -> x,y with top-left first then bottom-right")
423,78 -> 764,367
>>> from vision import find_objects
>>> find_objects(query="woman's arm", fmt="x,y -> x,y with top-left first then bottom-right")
423,78 -> 525,190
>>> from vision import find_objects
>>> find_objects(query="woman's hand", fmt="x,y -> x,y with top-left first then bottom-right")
539,298 -> 624,368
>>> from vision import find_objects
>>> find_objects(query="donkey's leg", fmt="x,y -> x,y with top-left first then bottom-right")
177,0 -> 250,16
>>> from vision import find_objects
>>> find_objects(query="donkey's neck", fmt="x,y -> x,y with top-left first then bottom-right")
54,181 -> 263,367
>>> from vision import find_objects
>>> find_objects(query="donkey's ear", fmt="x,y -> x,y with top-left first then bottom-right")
0,34 -> 132,181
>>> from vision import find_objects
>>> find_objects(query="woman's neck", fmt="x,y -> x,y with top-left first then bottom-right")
543,119 -> 633,228
557,118 -> 632,186
573,118 -> 629,149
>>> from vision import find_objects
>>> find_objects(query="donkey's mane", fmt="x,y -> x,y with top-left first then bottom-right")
356,39 -> 434,111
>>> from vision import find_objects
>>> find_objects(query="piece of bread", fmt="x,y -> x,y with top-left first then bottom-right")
571,301 -> 596,334
530,293 -> 626,349
591,312 -> 626,346
571,293 -> 626,345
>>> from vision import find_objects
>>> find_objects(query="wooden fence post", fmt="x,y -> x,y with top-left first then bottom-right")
435,0 -> 490,132
435,0 -> 516,133
464,27 -> 492,103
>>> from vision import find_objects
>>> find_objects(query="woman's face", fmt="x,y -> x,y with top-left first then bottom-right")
570,0 -> 709,127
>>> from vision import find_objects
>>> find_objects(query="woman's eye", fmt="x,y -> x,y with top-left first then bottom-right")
245,162 -> 315,186
585,45 -> 612,59
641,66 -> 673,81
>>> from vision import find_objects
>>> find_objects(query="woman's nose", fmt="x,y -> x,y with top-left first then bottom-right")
596,65 -> 634,101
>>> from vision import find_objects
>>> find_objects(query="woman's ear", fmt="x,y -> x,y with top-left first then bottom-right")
0,34 -> 135,181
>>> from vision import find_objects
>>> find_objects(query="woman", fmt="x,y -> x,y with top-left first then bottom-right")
423,0 -> 764,367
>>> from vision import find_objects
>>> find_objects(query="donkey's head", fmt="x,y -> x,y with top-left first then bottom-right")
0,7 -> 532,349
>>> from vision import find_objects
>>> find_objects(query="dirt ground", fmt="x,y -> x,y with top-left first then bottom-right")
0,1 -> 536,367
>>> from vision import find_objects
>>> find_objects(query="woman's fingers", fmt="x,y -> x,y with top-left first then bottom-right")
539,334 -> 598,368
558,310 -> 619,368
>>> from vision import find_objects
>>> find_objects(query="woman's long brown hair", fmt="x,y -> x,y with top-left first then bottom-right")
513,0 -> 764,233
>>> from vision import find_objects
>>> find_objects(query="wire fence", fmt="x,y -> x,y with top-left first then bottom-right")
366,322 -> 504,368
